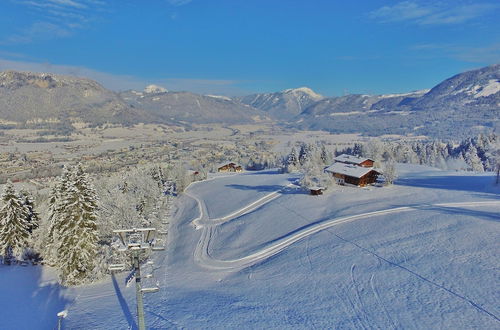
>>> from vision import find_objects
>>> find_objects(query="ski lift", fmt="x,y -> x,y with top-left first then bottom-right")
151,246 -> 165,251
157,230 -> 168,235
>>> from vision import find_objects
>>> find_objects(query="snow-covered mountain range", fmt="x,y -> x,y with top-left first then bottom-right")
119,87 -> 269,125
236,87 -> 324,120
0,64 -> 498,138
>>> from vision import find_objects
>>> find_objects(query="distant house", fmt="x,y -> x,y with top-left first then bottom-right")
217,162 -> 243,173
333,154 -> 374,168
325,154 -> 379,187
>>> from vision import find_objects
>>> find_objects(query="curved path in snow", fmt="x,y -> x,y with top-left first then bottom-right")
186,185 -> 500,271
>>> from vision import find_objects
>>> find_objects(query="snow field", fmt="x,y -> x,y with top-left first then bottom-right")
1,165 -> 499,329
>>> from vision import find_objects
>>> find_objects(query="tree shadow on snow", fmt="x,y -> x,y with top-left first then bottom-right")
0,265 -> 72,330
396,174 -> 500,196
407,204 -> 500,223
225,184 -> 303,194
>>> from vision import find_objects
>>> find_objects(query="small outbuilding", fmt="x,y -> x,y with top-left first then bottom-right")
324,162 -> 380,187
217,162 -> 243,173
309,187 -> 325,195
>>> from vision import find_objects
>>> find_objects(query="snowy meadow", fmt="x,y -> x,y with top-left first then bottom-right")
1,163 -> 498,329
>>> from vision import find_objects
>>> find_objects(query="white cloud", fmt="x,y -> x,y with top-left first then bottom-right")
3,0 -> 106,44
167,0 -> 192,6
410,42 -> 500,63
46,0 -> 87,8
369,1 -> 499,26
1,21 -> 72,45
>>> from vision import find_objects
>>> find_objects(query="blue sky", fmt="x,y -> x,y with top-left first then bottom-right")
0,0 -> 499,96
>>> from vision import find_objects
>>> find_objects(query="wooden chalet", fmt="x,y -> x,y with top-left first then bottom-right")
324,161 -> 379,187
217,162 -> 243,173
333,154 -> 374,168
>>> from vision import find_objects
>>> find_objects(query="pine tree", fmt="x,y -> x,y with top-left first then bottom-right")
283,147 -> 299,173
320,144 -> 330,165
56,164 -> 99,285
352,143 -> 363,156
464,145 -> 484,172
19,190 -> 39,233
0,182 -> 31,263
45,166 -> 72,264
298,143 -> 314,166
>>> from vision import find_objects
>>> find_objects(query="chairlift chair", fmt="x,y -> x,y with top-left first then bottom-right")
141,287 -> 159,294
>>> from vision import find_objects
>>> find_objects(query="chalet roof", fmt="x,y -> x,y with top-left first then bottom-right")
324,162 -> 379,178
217,161 -> 241,168
334,154 -> 373,165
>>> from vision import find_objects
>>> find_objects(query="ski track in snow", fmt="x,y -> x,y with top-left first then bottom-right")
184,182 -> 500,323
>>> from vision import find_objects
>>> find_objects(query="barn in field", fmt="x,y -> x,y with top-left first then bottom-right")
217,162 -> 243,173
325,155 -> 380,187
333,154 -> 375,167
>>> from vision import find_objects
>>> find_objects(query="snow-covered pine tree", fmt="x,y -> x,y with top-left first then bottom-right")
44,166 -> 73,264
19,190 -> 39,233
320,144 -> 330,165
283,147 -> 299,173
0,182 -> 31,264
299,143 -> 314,166
55,164 -> 99,286
463,145 -> 484,172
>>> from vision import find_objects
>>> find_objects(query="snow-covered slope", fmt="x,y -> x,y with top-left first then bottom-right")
0,71 -> 154,126
1,165 -> 499,329
119,90 -> 270,125
405,64 -> 500,109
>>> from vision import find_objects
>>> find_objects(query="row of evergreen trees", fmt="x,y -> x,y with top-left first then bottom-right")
0,162 -> 185,286
0,164 -> 99,286
44,164 -> 99,285
345,133 -> 500,173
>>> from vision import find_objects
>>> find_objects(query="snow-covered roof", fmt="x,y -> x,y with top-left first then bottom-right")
334,154 -> 373,165
324,162 -> 378,178
217,161 -> 241,168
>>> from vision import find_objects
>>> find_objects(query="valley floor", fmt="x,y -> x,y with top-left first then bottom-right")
1,165 -> 499,329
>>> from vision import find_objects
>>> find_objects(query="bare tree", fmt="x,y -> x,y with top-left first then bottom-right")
382,160 -> 398,185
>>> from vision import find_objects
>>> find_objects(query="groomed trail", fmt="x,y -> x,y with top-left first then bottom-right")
186,183 -> 500,271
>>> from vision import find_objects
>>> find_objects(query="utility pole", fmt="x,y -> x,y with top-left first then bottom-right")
133,247 -> 146,330
110,228 -> 161,330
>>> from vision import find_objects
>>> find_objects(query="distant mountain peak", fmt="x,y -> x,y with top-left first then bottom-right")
144,84 -> 167,94
282,87 -> 323,100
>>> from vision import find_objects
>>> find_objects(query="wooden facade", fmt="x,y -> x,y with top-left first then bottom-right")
358,159 -> 374,167
332,170 -> 379,187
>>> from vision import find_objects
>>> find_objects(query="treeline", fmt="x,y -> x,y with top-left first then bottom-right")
344,133 -> 499,172
0,161 -> 200,286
